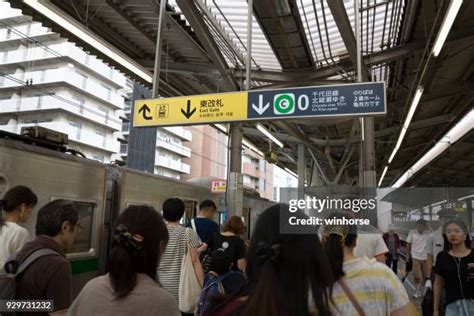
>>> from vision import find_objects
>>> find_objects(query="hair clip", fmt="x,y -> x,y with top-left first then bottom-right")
256,241 -> 281,264
113,224 -> 144,251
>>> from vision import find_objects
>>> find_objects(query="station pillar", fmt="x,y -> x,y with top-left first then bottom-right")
362,117 -> 377,188
227,123 -> 244,218
298,144 -> 306,199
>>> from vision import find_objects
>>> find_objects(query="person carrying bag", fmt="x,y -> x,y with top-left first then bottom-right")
179,241 -> 203,314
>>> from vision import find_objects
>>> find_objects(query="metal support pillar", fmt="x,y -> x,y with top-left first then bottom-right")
298,144 -> 306,199
152,0 -> 167,98
354,0 -> 376,189
227,123 -> 243,217
227,0 -> 253,218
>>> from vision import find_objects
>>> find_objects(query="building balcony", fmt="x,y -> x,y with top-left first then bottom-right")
156,138 -> 191,158
0,97 -> 122,131
155,156 -> 190,174
162,126 -> 192,142
0,68 -> 124,109
0,31 -> 126,87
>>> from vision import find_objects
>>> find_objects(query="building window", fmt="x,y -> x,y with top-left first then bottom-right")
100,84 -> 112,101
73,95 -> 86,114
69,121 -> 82,140
120,144 -> 128,154
76,71 -> 87,89
92,154 -> 104,162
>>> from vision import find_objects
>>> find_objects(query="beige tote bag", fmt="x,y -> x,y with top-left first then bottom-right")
178,242 -> 202,313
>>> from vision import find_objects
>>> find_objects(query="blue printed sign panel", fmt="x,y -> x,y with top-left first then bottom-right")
247,82 -> 386,119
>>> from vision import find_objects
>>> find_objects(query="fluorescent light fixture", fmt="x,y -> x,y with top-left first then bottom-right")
242,138 -> 264,157
284,167 -> 298,178
432,0 -> 463,57
378,166 -> 388,187
403,87 -> 424,129
214,124 -> 227,133
388,87 -> 423,164
388,144 -> 399,164
392,109 -> 474,187
256,123 -> 284,148
23,0 -> 153,83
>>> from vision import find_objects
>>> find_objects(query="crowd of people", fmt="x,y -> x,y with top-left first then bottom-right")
1,185 -> 474,315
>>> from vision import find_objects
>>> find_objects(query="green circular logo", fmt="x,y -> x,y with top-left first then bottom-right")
274,94 -> 294,114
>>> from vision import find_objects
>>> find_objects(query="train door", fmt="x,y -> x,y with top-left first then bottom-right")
175,197 -> 198,225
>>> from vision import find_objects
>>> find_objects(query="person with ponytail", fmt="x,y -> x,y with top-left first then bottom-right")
322,212 -> 412,316
203,204 -> 334,316
68,205 -> 179,316
0,185 -> 37,270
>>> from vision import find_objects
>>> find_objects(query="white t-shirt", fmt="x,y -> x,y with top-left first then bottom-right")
407,229 -> 431,260
353,234 -> 388,259
0,222 -> 30,271
424,227 -> 444,265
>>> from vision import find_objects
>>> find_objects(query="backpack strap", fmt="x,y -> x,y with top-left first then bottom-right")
337,279 -> 365,316
190,219 -> 202,243
15,249 -> 59,276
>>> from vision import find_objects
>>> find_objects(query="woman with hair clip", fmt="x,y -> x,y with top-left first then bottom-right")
68,205 -> 179,316
203,204 -> 334,316
433,219 -> 474,316
0,185 -> 37,270
322,212 -> 412,316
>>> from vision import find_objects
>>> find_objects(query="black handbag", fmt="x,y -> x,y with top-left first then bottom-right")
422,288 -> 434,316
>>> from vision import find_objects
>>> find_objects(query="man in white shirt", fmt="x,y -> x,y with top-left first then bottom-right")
407,219 -> 431,298
353,225 -> 388,263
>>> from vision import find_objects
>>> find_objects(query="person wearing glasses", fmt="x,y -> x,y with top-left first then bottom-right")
13,199 -> 79,316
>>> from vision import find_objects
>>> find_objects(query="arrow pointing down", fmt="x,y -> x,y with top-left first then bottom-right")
252,94 -> 270,115
181,100 -> 196,119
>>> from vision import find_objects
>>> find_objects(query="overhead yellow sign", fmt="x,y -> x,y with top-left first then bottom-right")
133,91 -> 247,127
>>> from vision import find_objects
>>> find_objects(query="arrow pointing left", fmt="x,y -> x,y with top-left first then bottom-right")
138,104 -> 152,120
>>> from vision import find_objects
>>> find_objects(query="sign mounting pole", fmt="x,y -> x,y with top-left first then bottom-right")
152,0 -> 167,98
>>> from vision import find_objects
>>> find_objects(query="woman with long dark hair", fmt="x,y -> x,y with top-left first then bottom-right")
433,219 -> 474,316
204,204 -> 333,316
68,205 -> 178,316
0,185 -> 37,270
322,212 -> 411,316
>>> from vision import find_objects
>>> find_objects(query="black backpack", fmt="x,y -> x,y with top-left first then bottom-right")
0,249 -> 59,299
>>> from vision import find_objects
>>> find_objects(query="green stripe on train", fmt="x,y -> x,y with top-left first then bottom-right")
70,258 -> 100,275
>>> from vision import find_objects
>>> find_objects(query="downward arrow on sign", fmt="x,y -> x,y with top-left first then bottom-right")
181,100 -> 196,119
252,94 -> 270,115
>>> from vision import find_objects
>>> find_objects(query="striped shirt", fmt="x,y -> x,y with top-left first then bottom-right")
157,224 -> 201,303
330,258 -> 409,316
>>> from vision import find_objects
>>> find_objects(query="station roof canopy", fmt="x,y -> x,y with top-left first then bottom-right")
7,0 -> 474,188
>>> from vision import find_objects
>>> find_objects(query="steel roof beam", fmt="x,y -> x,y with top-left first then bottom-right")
327,0 -> 371,81
175,0 -> 239,90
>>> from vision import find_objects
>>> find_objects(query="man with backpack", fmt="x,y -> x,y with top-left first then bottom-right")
188,200 -> 219,272
197,249 -> 246,316
1,200 -> 79,316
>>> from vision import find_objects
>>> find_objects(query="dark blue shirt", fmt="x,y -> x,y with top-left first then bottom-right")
187,218 -> 219,243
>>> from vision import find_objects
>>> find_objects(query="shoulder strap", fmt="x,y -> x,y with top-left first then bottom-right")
337,279 -> 365,316
16,248 -> 60,276
190,219 -> 203,243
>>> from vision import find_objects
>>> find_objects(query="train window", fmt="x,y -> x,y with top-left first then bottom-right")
69,201 -> 95,254
179,199 -> 198,225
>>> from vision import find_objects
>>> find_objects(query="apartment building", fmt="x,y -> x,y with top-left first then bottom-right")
0,2 -> 126,163
242,148 -> 273,200
182,125 -> 227,181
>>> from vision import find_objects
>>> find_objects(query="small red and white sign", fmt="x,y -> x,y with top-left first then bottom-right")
211,180 -> 227,193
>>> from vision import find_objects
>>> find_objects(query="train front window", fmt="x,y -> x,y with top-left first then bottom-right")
70,202 -> 95,254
